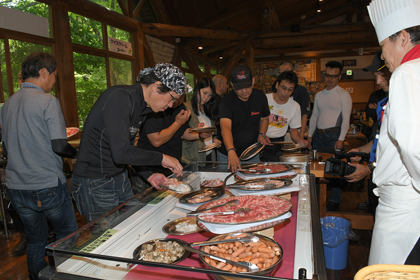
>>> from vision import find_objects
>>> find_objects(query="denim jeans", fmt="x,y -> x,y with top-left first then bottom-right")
70,171 -> 132,223
312,129 -> 344,204
7,180 -> 78,277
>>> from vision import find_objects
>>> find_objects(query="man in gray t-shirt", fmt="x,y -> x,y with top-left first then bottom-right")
0,52 -> 78,279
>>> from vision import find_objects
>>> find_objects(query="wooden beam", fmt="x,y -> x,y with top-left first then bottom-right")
220,40 -> 245,79
51,0 -> 79,127
171,45 -> 181,68
152,0 -> 171,24
201,42 -> 238,55
116,0 -> 129,17
178,45 -> 206,80
254,22 -> 374,39
142,33 -> 156,68
133,0 -> 146,19
141,23 -> 247,40
135,25 -> 145,75
253,31 -> 377,49
245,39 -> 254,72
259,0 -> 281,30
300,3 -> 355,26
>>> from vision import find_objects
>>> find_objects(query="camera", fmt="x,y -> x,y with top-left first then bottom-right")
324,149 -> 370,177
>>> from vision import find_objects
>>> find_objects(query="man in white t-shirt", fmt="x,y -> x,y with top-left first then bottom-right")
261,71 -> 307,162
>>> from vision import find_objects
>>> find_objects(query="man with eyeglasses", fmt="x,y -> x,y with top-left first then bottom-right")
261,71 -> 307,162
271,61 -> 310,139
308,60 -> 352,211
71,63 -> 186,223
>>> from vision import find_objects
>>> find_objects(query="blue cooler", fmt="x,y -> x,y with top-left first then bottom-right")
321,216 -> 351,270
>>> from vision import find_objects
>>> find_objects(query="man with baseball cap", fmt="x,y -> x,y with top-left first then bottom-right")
367,0 -> 420,265
344,51 -> 390,213
217,65 -> 270,172
71,63 -> 187,222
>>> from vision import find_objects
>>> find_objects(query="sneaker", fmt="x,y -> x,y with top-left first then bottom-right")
326,201 -> 340,211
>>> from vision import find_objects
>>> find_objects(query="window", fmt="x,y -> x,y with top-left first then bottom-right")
0,39 -> 9,102
69,12 -> 103,49
73,52 -> 107,129
109,58 -> 132,86
195,56 -> 205,73
185,73 -> 195,101
88,0 -> 123,14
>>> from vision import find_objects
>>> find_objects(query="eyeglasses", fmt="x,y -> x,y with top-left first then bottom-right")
324,73 -> 340,79
280,85 -> 295,93
168,92 -> 178,104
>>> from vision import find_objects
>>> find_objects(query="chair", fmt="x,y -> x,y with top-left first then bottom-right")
354,264 -> 420,280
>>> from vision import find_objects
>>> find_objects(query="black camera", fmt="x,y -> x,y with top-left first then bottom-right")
324,149 -> 370,177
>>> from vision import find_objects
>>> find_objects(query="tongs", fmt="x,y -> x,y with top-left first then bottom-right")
182,244 -> 259,272
187,207 -> 251,217
238,168 -> 271,173
188,199 -> 239,215
226,183 -> 276,189
190,234 -> 259,247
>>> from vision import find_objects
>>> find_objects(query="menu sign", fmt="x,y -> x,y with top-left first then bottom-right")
108,37 -> 132,56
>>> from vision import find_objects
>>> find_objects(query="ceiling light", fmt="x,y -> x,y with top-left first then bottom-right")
198,38 -> 203,50
219,52 -> 223,59
317,3 -> 321,12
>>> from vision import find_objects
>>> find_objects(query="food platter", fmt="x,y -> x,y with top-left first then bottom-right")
240,142 -> 266,161
189,126 -> 217,133
196,195 -> 292,225
281,143 -> 307,152
178,188 -> 225,204
198,142 -> 220,152
226,178 -> 293,191
133,238 -> 190,264
196,216 -> 290,233
239,163 -> 293,175
162,217 -> 203,235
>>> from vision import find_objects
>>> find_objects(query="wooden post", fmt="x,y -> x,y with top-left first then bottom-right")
220,40 -> 245,79
245,39 -> 254,73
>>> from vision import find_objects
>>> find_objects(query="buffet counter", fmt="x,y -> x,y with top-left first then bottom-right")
40,161 -> 326,280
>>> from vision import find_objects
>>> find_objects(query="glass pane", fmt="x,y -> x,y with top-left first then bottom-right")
88,0 -> 123,14
0,39 -> 9,102
69,12 -> 103,49
210,61 -> 218,75
107,25 -> 132,56
73,52 -> 107,129
0,0 -> 51,37
185,73 -> 195,101
109,58 -> 132,86
181,61 -> 189,69
195,57 -> 205,73
8,40 -> 53,97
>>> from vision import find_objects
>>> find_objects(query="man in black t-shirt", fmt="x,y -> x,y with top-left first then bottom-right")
217,65 -> 270,172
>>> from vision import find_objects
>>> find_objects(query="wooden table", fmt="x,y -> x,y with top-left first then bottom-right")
311,153 -> 374,230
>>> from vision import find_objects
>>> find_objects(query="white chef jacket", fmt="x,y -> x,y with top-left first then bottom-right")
370,57 -> 420,265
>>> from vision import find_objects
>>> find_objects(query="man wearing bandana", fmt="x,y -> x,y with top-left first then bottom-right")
71,63 -> 187,222
367,0 -> 420,265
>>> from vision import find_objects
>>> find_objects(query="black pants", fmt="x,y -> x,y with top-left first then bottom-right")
260,136 -> 284,162
405,237 -> 420,265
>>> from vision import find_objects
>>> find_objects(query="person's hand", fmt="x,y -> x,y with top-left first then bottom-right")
298,139 -> 308,146
344,163 -> 371,183
348,148 -> 361,162
147,173 -> 168,189
335,140 -> 344,150
307,137 -> 312,150
175,109 -> 191,125
161,154 -> 183,177
199,132 -> 212,139
258,134 -> 270,145
227,150 -> 241,173
214,138 -> 222,147
71,158 -> 77,164
368,103 -> 377,109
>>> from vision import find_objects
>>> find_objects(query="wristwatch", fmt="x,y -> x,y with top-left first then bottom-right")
367,162 -> 375,173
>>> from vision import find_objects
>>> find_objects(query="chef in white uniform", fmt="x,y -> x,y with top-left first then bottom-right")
367,0 -> 420,265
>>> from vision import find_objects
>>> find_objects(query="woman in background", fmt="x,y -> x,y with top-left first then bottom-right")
182,78 -> 220,164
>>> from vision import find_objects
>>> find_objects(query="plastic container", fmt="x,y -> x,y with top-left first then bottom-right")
321,216 -> 351,270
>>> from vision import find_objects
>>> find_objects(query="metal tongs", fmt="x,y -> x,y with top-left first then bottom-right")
187,199 -> 240,215
190,233 -> 259,247
226,183 -> 276,190
182,245 -> 259,272
238,168 -> 271,173
187,207 -> 251,217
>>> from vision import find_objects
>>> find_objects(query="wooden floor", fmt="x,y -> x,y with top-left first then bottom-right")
1,180 -> 373,280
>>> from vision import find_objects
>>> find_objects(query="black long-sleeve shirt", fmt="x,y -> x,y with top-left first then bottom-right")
73,83 -> 163,178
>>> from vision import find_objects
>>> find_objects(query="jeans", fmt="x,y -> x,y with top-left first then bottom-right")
312,129 -> 340,153
217,151 -> 260,164
312,129 -> 344,204
7,180 -> 78,277
70,171 -> 133,223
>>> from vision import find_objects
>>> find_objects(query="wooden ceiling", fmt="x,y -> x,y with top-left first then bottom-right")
137,0 -> 379,62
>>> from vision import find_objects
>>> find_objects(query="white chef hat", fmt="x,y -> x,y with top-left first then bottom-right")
368,0 -> 420,44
